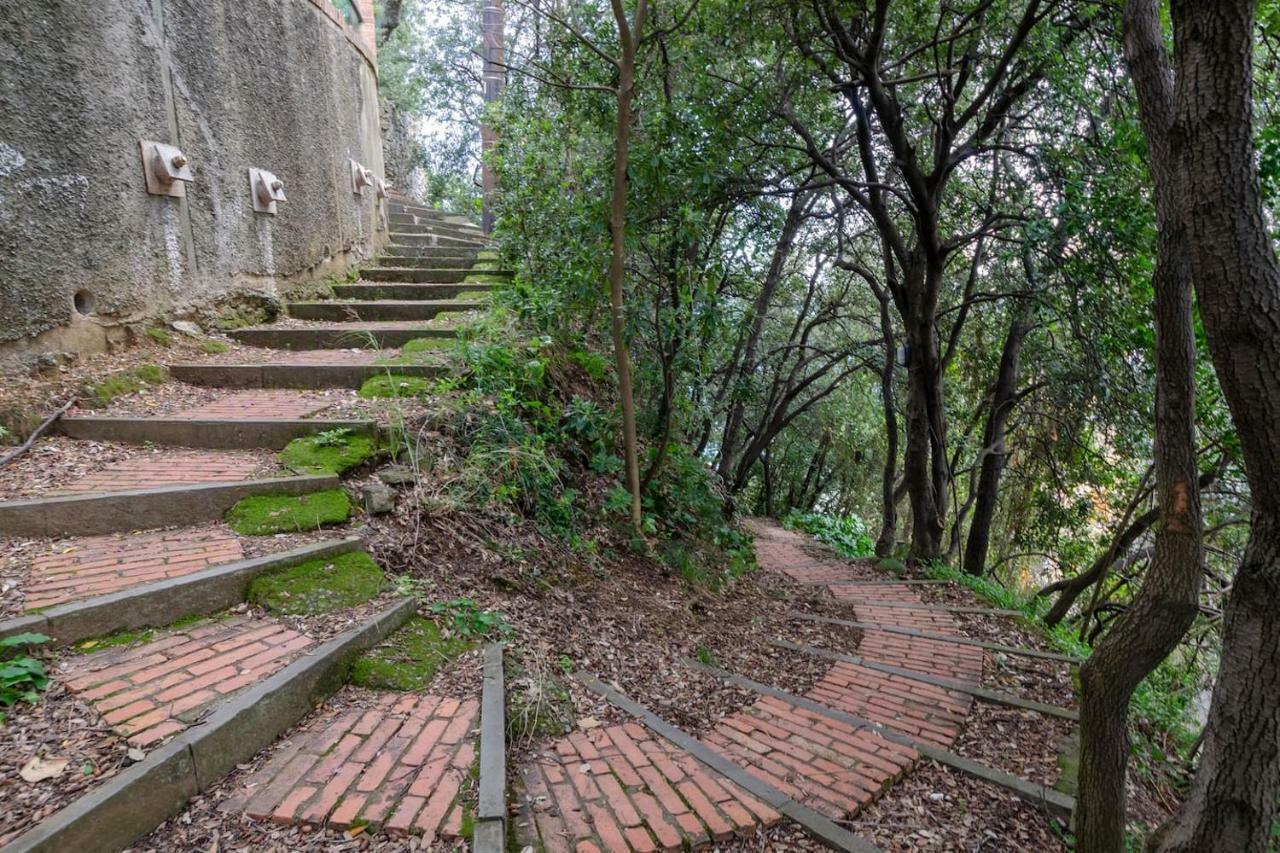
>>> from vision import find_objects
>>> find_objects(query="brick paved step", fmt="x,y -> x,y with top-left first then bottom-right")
388,231 -> 487,249
3,536 -> 362,645
287,299 -> 487,322
170,362 -> 447,389
333,283 -> 496,301
220,692 -> 481,839
230,324 -> 457,350
8,599 -> 413,853
55,417 -> 376,449
0,473 -> 337,537
359,267 -> 477,283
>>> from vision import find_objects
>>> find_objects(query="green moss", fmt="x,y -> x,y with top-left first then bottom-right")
225,489 -> 351,535
350,617 -> 473,691
87,365 -> 167,406
134,364 -> 168,384
358,374 -> 434,399
199,340 -> 230,354
462,273 -> 511,285
69,628 -> 154,654
248,551 -> 385,615
875,557 -> 908,575
145,327 -> 173,346
279,430 -> 380,474
455,290 -> 494,300
402,337 -> 456,355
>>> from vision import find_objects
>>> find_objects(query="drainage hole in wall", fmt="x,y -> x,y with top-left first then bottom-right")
74,290 -> 97,315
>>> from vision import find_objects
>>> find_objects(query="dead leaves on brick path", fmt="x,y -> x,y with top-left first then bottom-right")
0,681 -> 129,847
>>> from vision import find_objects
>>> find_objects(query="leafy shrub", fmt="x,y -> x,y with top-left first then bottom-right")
783,510 -> 875,558
428,598 -> 511,639
1,633 -> 50,721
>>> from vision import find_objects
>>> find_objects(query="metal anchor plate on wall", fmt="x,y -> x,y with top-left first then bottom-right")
140,140 -> 194,197
249,167 -> 287,214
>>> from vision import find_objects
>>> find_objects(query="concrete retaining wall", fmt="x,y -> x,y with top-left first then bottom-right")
0,0 -> 386,366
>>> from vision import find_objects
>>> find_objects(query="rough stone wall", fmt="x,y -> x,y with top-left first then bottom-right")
0,0 -> 386,366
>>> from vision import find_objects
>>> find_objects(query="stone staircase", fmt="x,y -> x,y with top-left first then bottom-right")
0,200 -> 510,852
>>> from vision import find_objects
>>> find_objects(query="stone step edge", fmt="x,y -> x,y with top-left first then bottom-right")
5,597 -> 415,853
0,537 -> 363,646
684,658 -> 1076,822
770,639 -> 1079,722
574,672 -> 881,853
0,474 -> 339,538
791,613 -> 1084,664
474,642 -> 506,853
55,417 -> 378,450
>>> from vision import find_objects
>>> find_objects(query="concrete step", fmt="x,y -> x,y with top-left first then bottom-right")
379,245 -> 480,261
332,283 -> 496,301
389,231 -> 487,249
170,361 -> 447,389
0,473 -> 337,537
388,214 -> 483,236
386,206 -> 480,230
369,253 -> 484,270
229,324 -> 456,350
388,221 -> 486,241
288,299 -> 486,322
362,267 -> 507,283
6,600 -> 412,853
55,416 -> 378,449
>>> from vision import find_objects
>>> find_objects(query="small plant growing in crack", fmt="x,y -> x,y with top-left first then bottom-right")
0,633 -> 51,721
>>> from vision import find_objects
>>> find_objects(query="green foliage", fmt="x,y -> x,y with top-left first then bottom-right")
279,429 -> 380,474
1,633 -> 50,719
248,551 -> 385,615
198,340 -> 230,354
145,327 -> 173,346
71,628 -> 154,654
350,617 -> 473,691
427,598 -> 511,639
358,374 -> 434,399
225,489 -> 351,535
782,511 -> 875,559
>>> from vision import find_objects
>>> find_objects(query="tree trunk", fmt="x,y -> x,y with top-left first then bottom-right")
606,0 -> 646,536
874,284 -> 899,557
1147,2 -> 1280,849
717,189 -> 809,483
480,0 -> 505,234
963,296 -> 1033,575
1074,4 -> 1205,849
902,256 -> 948,560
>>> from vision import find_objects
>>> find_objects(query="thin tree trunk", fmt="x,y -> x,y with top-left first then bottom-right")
963,295 -> 1033,575
1074,4 -> 1204,848
902,255 -> 948,560
874,283 -> 899,557
606,0 -> 646,535
1148,2 -> 1280,848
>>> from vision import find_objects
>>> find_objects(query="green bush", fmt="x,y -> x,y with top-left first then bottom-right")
783,510 -> 875,558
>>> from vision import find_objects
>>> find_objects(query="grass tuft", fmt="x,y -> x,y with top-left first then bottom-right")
225,489 -> 351,535
358,374 -> 434,399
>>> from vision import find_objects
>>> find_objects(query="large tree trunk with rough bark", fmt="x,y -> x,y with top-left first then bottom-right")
901,256 -> 948,560
1146,2 -> 1280,849
1074,5 -> 1206,850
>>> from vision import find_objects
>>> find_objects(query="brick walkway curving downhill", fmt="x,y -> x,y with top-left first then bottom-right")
517,521 -> 986,851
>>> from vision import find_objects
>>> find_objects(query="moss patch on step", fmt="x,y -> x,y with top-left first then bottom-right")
377,337 -> 457,367
349,616 -> 473,691
358,374 -> 434,399
225,488 -> 351,535
279,429 -> 380,474
86,364 -> 168,406
462,272 -> 510,285
248,551 -> 385,615
199,339 -> 230,354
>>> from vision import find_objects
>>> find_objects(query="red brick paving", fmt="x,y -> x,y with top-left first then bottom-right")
221,692 -> 479,840
48,450 -> 262,495
24,526 -> 244,610
519,522 -> 987,851
176,391 -> 335,420
521,722 -> 781,853
62,615 -> 311,747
